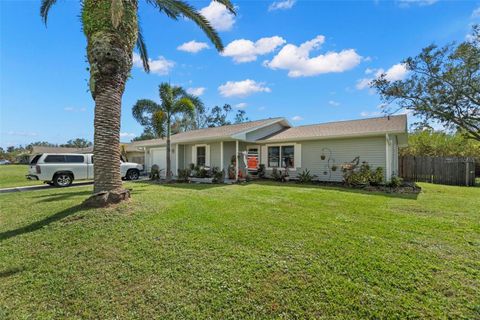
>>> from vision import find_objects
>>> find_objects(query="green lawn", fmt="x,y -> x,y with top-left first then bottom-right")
0,181 -> 479,319
0,165 -> 42,188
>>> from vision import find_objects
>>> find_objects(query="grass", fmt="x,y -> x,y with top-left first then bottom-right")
0,181 -> 479,319
0,165 -> 42,188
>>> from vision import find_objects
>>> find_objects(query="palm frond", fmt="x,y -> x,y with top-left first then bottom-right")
136,26 -> 150,72
159,82 -> 174,111
145,0 -> 181,19
213,0 -> 236,14
152,110 -> 167,138
173,97 -> 195,116
150,0 -> 224,51
40,0 -> 58,25
132,99 -> 161,126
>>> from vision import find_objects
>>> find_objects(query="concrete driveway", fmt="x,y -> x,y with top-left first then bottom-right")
0,181 -> 93,194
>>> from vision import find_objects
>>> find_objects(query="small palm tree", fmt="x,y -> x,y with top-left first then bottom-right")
133,83 -> 196,182
41,0 -> 235,205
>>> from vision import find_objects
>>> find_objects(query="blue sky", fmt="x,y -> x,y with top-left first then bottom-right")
1,0 -> 478,148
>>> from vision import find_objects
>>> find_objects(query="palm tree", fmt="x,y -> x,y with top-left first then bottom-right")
133,83 -> 196,182
40,0 -> 235,206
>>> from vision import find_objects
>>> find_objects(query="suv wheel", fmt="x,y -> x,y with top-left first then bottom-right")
126,169 -> 140,180
53,173 -> 73,187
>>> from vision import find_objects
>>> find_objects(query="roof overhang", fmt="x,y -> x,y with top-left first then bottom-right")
257,130 -> 408,144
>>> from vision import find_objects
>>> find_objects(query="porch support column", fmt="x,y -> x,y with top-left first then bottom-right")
220,141 -> 224,171
235,140 -> 239,181
175,144 -> 179,176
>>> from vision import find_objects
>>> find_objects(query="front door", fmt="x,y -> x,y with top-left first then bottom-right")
247,147 -> 259,173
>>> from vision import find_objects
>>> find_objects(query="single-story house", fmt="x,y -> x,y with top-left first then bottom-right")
133,115 -> 408,182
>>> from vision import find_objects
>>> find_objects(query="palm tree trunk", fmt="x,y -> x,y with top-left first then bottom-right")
93,78 -> 124,193
166,116 -> 172,182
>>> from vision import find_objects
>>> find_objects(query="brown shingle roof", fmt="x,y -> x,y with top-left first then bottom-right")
259,115 -> 407,142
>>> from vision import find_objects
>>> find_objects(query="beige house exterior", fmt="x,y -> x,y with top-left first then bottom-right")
135,115 -> 408,182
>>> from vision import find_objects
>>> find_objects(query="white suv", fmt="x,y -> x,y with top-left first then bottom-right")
27,153 -> 143,187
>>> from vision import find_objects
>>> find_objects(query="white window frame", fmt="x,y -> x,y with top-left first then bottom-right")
265,143 -> 297,171
192,144 -> 210,167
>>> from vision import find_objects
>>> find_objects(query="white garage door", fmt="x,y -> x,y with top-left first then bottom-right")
151,148 -> 166,176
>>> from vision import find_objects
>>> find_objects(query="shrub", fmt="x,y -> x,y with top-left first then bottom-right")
212,169 -> 224,183
271,168 -> 283,181
150,164 -> 161,180
342,160 -> 385,187
258,164 -> 266,178
370,167 -> 384,186
387,175 -> 403,188
298,169 -> 317,184
177,168 -> 191,182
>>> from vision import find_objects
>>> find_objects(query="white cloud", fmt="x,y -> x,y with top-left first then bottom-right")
177,41 -> 209,53
291,115 -> 303,121
397,0 -> 438,7
268,0 -> 296,11
186,87 -> 206,96
120,132 -> 136,138
7,131 -> 38,137
472,7 -> 480,18
356,78 -> 372,90
218,79 -> 271,98
64,107 -> 86,112
328,100 -> 340,107
133,52 -> 174,75
222,36 -> 286,63
199,1 -> 235,32
360,111 -> 383,117
264,35 -> 362,77
382,63 -> 409,81
234,103 -> 248,109
356,63 -> 409,90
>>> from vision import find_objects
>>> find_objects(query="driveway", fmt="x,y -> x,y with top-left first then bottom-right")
0,177 -> 150,194
0,181 -> 93,194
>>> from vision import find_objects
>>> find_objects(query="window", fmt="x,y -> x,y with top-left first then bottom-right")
268,145 -> 295,168
30,154 -> 42,164
66,155 -> 85,163
281,146 -> 295,168
44,155 -> 66,163
268,146 -> 280,168
196,146 -> 206,166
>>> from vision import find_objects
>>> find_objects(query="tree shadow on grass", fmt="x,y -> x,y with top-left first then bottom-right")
247,180 -> 420,200
32,190 -> 93,203
141,180 -> 230,190
0,266 -> 25,278
0,204 -> 86,242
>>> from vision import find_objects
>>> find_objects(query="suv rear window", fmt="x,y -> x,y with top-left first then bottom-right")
44,155 -> 66,163
30,154 -> 42,164
66,155 -> 85,163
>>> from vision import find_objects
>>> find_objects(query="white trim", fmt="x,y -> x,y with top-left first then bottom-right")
220,141 -> 224,171
193,144 -> 208,166
230,118 -> 291,140
385,134 -> 391,182
175,144 -> 179,175
235,140 -> 239,180
264,143 -> 298,171
257,130 -> 407,144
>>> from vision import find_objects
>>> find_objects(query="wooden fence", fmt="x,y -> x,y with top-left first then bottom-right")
399,156 -> 476,186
